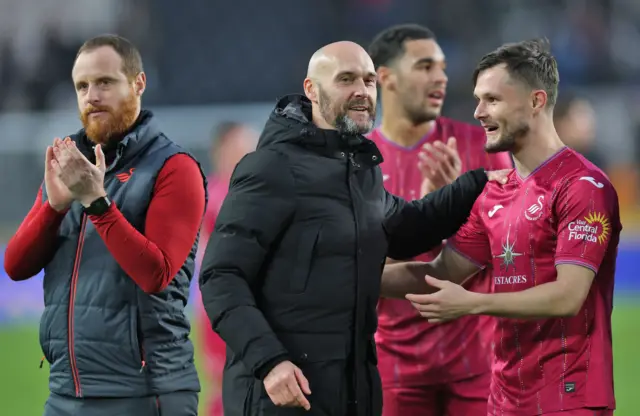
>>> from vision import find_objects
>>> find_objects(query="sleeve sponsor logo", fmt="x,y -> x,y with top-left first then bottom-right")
567,211 -> 610,244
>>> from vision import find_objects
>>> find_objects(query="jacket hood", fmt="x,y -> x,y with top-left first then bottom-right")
257,94 -> 375,153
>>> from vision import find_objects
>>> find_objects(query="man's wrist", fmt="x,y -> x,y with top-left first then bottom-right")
255,354 -> 289,380
469,292 -> 491,316
47,201 -> 71,213
80,191 -> 108,208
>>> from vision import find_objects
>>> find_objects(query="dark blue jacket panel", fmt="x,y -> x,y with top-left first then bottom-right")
40,110 -> 205,398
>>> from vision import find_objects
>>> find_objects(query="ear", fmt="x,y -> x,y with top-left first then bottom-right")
134,72 -> 146,97
303,78 -> 318,103
377,66 -> 396,92
531,89 -> 547,114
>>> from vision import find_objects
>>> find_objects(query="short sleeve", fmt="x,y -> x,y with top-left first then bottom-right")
554,175 -> 620,273
447,200 -> 491,268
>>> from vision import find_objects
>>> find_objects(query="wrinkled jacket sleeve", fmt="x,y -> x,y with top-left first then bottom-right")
383,168 -> 488,260
199,149 -> 295,379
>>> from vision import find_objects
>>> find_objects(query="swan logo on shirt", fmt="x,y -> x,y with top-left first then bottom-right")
568,211 -> 611,244
524,195 -> 544,221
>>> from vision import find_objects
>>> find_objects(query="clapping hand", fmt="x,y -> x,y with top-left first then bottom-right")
44,138 -> 74,212
419,137 -> 462,196
50,137 -> 107,207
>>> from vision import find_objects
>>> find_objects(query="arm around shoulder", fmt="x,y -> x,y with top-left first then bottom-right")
384,168 -> 488,259
199,149 -> 295,378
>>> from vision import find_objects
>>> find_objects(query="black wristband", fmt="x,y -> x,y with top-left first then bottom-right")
84,196 -> 111,216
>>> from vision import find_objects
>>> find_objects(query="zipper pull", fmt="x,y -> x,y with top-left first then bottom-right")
139,360 -> 146,373
39,356 -> 45,369
348,152 -> 357,167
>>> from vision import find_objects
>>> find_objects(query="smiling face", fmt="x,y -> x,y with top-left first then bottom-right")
72,45 -> 145,145
316,74 -> 377,135
304,43 -> 378,135
473,64 -> 532,153
472,39 -> 560,154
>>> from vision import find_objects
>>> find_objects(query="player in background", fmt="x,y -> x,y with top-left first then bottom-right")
553,92 -> 605,169
195,122 -> 256,415
367,24 -> 513,416
382,39 -> 620,416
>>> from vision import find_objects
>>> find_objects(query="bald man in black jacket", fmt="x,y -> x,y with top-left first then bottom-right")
199,41 -> 507,416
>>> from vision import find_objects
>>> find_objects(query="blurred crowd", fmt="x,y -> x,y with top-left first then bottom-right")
1,0 -> 640,210
2,0 -> 640,109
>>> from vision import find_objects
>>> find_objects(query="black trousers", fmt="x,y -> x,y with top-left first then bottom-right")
43,391 -> 198,416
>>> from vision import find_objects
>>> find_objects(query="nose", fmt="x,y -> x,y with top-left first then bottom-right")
474,102 -> 486,121
86,84 -> 101,105
434,67 -> 448,85
353,79 -> 368,97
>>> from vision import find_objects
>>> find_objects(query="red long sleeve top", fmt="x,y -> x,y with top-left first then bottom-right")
4,154 -> 206,294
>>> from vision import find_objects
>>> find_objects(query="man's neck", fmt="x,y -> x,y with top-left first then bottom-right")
379,113 -> 436,148
512,123 -> 565,178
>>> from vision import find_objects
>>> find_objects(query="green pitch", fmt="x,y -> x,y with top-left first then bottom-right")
0,303 -> 638,415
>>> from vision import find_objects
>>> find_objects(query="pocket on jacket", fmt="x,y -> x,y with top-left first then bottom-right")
289,226 -> 322,294
129,306 -> 143,366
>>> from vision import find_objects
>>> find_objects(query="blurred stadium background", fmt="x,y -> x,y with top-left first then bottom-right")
1,0 -> 640,414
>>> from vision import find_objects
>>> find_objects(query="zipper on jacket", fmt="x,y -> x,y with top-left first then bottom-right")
68,213 -> 88,397
138,322 -> 147,373
346,153 -> 361,406
136,310 -> 147,373
139,345 -> 147,373
348,152 -> 361,169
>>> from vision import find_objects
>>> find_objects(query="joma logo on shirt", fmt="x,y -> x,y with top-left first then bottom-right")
494,275 -> 528,285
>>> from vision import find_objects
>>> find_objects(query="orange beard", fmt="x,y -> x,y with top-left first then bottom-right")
80,89 -> 139,146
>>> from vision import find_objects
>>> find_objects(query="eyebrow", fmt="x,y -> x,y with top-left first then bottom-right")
415,57 -> 434,65
336,70 -> 377,79
97,75 -> 118,82
474,92 -> 500,100
413,57 -> 446,66
74,75 -> 118,84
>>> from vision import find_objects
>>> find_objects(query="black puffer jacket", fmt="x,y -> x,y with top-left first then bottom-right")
200,94 -> 488,416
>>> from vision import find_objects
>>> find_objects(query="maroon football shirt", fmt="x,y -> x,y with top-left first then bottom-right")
449,147 -> 619,414
370,116 -> 513,387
